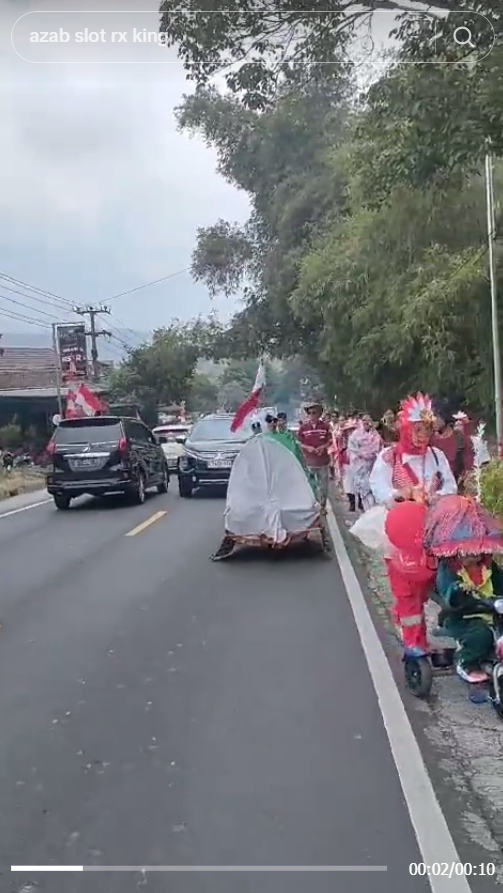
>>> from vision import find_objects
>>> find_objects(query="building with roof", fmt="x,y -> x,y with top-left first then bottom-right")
0,346 -> 59,393
0,346 -> 109,439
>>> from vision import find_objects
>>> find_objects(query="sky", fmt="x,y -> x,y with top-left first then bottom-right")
0,0 -> 250,348
0,0 -> 486,352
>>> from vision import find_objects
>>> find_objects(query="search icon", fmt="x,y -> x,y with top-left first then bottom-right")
453,26 -> 475,48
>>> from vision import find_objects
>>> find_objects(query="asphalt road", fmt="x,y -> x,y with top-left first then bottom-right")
0,486 -> 471,893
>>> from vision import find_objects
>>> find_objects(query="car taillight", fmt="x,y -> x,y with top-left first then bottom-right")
46,440 -> 56,455
118,436 -> 128,455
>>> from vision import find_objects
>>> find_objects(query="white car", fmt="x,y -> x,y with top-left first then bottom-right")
153,424 -> 190,471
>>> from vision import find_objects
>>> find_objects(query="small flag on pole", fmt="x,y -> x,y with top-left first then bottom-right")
230,362 -> 266,433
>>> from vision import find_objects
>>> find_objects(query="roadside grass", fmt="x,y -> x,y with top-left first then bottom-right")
0,467 -> 45,500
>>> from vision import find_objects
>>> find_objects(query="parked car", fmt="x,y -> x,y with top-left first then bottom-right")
45,415 -> 169,510
178,412 -> 253,497
153,423 -> 190,472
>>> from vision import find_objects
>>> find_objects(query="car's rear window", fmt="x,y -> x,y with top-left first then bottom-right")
54,419 -> 122,443
189,418 -> 252,441
155,427 -> 189,440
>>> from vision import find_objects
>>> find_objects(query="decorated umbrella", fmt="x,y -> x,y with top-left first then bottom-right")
423,494 -> 503,558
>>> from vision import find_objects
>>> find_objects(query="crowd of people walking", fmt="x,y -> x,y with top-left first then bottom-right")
332,394 -> 501,687
328,398 -> 482,514
252,397 -> 501,690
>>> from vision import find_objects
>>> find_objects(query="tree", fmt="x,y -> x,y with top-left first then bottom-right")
177,72 -> 351,362
109,321 -> 206,408
159,0 -> 499,109
292,139 -> 503,413
189,372 -> 219,414
351,52 -> 503,203
164,5 -> 503,415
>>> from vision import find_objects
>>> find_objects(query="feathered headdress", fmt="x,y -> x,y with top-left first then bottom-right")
400,393 -> 435,426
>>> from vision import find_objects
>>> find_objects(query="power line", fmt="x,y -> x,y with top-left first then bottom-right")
0,266 -> 192,364
0,280 -> 76,316
0,307 -> 52,329
0,290 -> 65,323
106,268 -> 189,302
0,271 -> 75,311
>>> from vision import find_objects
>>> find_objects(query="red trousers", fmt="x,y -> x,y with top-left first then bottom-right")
385,559 -> 432,652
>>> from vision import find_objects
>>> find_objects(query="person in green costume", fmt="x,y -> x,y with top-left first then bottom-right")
264,420 -> 319,500
423,494 -> 503,683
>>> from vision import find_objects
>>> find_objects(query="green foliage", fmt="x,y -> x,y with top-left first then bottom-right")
162,5 -> 503,416
189,372 -> 219,414
191,220 -> 253,297
480,459 -> 503,520
159,0 -> 493,110
0,422 -> 22,449
176,73 -> 351,364
108,320 -> 220,409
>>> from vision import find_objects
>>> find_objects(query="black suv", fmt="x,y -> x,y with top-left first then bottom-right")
178,412 -> 252,497
46,416 -> 169,510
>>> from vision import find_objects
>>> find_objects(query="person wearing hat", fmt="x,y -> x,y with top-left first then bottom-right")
298,400 -> 332,512
264,413 -> 278,434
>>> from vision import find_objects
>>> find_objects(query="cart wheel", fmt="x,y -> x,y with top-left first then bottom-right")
404,655 -> 433,699
211,537 -> 235,561
489,666 -> 503,720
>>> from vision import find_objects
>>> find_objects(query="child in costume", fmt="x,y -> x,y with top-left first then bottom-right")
423,495 -> 503,682
369,393 -> 457,655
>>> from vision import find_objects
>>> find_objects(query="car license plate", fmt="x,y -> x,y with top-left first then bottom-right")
208,458 -> 232,469
73,458 -> 97,469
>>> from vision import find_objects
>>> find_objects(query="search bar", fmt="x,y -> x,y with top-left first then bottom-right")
10,8 -> 496,65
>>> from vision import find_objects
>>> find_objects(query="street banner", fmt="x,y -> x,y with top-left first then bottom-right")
57,323 -> 88,382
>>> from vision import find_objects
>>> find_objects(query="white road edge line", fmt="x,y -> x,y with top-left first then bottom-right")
326,505 -> 473,893
0,498 -> 51,519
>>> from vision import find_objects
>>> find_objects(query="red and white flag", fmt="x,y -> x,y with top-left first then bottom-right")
65,383 -> 104,418
230,361 -> 266,432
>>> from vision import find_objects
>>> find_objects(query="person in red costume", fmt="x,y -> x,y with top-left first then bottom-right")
431,402 -> 474,487
369,393 -> 458,656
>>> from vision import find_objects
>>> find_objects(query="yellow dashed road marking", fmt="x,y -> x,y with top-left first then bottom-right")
125,510 -> 167,537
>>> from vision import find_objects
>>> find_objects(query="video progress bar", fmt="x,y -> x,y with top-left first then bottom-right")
12,866 -> 388,873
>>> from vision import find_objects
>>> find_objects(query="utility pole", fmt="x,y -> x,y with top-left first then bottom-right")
73,305 -> 111,382
51,322 -> 63,416
485,151 -> 502,453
